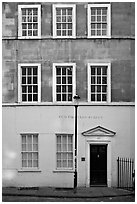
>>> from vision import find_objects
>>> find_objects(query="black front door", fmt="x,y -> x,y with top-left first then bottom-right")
90,145 -> 107,186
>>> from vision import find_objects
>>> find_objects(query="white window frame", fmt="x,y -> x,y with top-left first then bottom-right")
53,63 -> 76,103
18,63 -> 41,103
20,133 -> 39,170
53,4 -> 76,38
87,62 -> 111,103
87,4 -> 111,38
18,4 -> 41,39
56,134 -> 73,170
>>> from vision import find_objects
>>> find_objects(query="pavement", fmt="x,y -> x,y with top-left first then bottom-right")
2,186 -> 135,198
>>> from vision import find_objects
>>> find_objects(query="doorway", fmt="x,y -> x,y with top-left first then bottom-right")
90,144 -> 107,186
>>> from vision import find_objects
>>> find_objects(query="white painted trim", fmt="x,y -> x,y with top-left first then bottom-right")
52,63 -> 76,103
2,102 -> 135,107
18,63 -> 41,103
18,4 -> 41,39
52,4 -> 76,39
85,138 -> 112,187
87,62 -> 111,103
87,4 -> 111,38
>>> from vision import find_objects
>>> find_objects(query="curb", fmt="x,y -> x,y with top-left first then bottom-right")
2,193 -> 135,199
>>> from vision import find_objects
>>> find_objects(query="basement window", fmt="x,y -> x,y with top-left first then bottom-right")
88,4 -> 111,38
18,5 -> 41,39
56,134 -> 73,169
53,4 -> 76,38
53,63 -> 76,102
88,63 -> 111,102
18,63 -> 41,103
21,134 -> 39,168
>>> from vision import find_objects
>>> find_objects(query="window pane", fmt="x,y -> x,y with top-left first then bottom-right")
68,160 -> 73,168
57,23 -> 61,29
62,94 -> 66,101
68,144 -> 72,151
68,94 -> 72,101
28,160 -> 32,167
33,8 -> 38,15
91,85 -> 95,92
62,85 -> 66,92
22,144 -> 26,151
22,135 -> 26,143
22,94 -> 27,101
102,30 -> 107,35
33,67 -> 38,75
22,68 -> 26,75
62,153 -> 67,160
56,8 -> 61,15
57,94 -> 61,101
102,67 -> 107,75
22,8 -> 26,15
57,160 -> 61,168
33,94 -> 38,101
91,67 -> 95,75
68,77 -> 72,84
91,77 -> 95,84
57,77 -> 61,84
63,160 -> 67,167
33,152 -> 38,159
28,153 -> 32,160
28,144 -> 32,151
62,77 -> 66,84
57,153 -> 61,160
67,68 -> 72,75
97,77 -> 101,84
33,135 -> 38,143
91,94 -> 95,101
57,135 -> 61,143
102,94 -> 107,101
28,94 -> 32,101
68,153 -> 73,159
68,30 -> 72,36
22,152 -> 27,159
102,77 -> 107,84
33,144 -> 38,151
62,30 -> 66,36
97,94 -> 101,101
33,30 -> 38,36
102,85 -> 107,92
68,135 -> 72,143
97,85 -> 101,92
97,67 -> 101,75
57,144 -> 61,151
27,77 -> 31,84
33,85 -> 38,93
22,86 -> 27,93
68,8 -> 72,15
28,86 -> 32,93
68,85 -> 72,93
62,136 -> 67,144
91,30 -> 95,36
22,160 -> 27,167
33,160 -> 38,167
33,77 -> 37,84
102,8 -> 107,15
22,77 -> 26,84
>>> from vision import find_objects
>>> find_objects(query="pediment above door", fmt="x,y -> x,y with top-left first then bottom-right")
82,126 -> 116,137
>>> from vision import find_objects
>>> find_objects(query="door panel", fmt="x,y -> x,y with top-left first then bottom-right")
90,145 -> 107,185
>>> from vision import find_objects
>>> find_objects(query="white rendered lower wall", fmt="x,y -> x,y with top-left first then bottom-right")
2,105 -> 135,187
